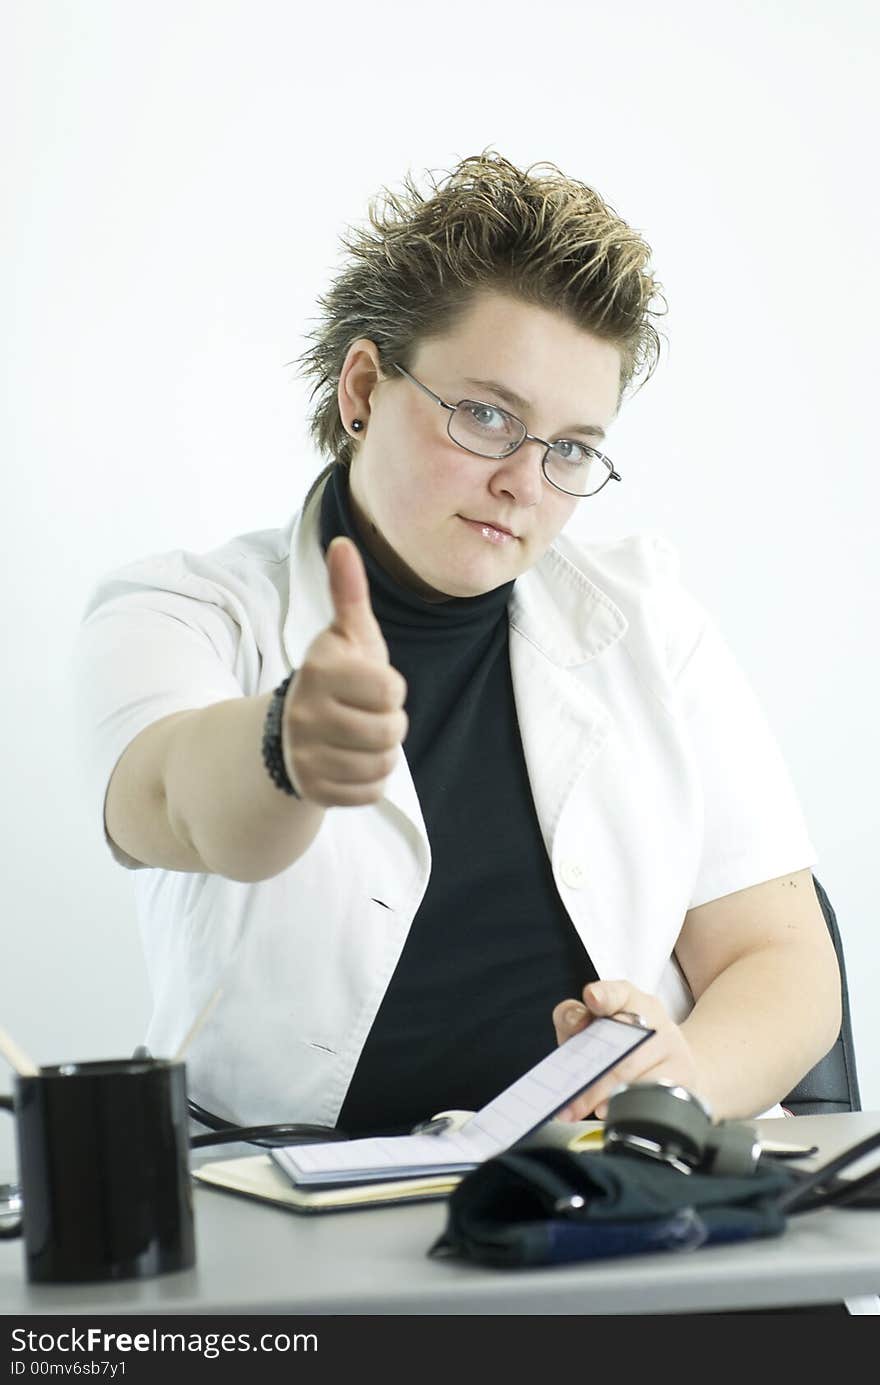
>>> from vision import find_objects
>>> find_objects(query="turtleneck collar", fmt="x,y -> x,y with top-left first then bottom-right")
318,463 -> 514,634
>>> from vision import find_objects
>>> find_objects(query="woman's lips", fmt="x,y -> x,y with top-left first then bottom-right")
459,516 -> 519,545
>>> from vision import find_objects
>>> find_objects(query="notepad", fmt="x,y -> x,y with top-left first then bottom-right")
193,1155 -> 463,1212
271,1015 -> 652,1189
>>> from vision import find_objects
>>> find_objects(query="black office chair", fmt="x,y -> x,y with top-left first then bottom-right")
781,874 -> 861,1115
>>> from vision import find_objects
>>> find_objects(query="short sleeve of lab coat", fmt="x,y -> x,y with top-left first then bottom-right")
69,578 -> 245,870
654,537 -> 819,909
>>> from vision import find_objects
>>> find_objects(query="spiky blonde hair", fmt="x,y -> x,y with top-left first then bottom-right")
292,147 -> 667,475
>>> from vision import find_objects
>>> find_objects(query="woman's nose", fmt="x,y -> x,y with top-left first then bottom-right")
488,439 -> 545,505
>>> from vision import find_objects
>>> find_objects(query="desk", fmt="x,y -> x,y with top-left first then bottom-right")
2,1112 -> 878,1316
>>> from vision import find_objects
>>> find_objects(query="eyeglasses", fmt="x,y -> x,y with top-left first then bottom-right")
391,362 -> 621,498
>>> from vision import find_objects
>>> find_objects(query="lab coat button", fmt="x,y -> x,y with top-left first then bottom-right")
560,859 -> 585,889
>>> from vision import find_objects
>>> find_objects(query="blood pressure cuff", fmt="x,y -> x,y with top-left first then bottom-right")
429,1146 -> 800,1267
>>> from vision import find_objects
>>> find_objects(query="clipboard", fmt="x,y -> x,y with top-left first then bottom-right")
271,1015 -> 652,1191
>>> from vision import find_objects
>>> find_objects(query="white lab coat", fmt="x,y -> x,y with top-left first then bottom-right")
70,473 -> 816,1125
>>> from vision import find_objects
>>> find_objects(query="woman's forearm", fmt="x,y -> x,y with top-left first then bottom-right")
164,694 -> 326,882
679,941 -> 842,1119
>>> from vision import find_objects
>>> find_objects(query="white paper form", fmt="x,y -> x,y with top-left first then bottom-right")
272,1016 -> 653,1188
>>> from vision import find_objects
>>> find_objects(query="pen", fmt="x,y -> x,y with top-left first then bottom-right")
610,1010 -> 650,1029
410,1115 -> 454,1136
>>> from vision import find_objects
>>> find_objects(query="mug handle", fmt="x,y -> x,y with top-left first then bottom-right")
0,1096 -> 22,1239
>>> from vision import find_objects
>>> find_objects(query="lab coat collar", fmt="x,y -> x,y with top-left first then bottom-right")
282,475 -> 336,670
508,536 -> 628,666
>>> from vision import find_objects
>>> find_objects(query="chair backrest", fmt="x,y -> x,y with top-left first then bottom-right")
781,874 -> 861,1115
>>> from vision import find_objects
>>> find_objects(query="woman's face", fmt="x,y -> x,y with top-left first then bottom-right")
338,289 -> 622,600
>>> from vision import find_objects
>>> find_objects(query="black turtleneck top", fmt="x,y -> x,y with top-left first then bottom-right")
319,465 -> 598,1137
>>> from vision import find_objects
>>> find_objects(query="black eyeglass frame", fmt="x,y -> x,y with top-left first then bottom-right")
391,362 -> 621,498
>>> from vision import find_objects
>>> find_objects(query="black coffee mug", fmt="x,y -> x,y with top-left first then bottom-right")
0,1058 -> 195,1283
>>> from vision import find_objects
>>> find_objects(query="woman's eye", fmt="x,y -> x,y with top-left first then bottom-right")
470,405 -> 505,428
553,441 -> 587,464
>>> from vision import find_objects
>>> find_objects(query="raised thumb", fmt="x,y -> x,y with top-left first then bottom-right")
326,536 -> 387,658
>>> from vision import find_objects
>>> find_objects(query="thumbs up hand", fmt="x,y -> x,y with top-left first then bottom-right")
326,535 -> 390,662
280,537 -> 409,807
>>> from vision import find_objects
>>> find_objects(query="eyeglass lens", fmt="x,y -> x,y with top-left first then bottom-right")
449,401 -> 610,496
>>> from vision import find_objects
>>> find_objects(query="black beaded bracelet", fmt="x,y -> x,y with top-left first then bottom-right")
261,672 -> 301,798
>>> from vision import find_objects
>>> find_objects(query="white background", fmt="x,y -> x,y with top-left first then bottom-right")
2,0 -> 877,1181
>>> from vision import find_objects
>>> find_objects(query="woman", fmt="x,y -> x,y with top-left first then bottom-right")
71,150 -> 841,1137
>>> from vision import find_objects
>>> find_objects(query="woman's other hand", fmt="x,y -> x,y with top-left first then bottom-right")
551,980 -> 705,1120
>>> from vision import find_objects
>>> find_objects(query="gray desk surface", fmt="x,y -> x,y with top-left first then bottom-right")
2,1112 -> 879,1316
